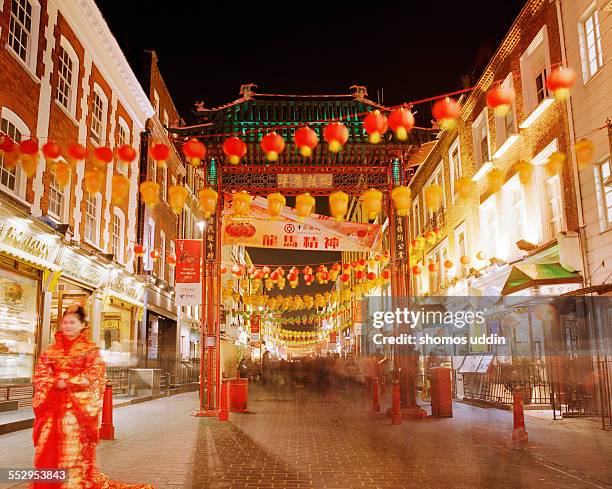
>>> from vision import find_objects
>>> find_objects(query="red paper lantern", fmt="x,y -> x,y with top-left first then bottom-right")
340,273 -> 350,282
118,145 -> 137,162
42,141 -> 61,160
303,273 -> 314,285
343,263 -> 352,271
150,249 -> 160,261
381,270 -> 391,280
443,260 -> 454,269
167,254 -> 177,267
183,139 -> 206,166
546,67 -> 576,100
19,139 -> 38,155
150,143 -> 170,167
486,85 -> 516,117
388,107 -> 415,141
133,244 -> 145,257
320,271 -> 331,283
94,146 -> 113,164
261,132 -> 285,161
222,136 -> 247,165
363,110 -> 388,144
67,143 -> 87,161
428,262 -> 438,273
294,126 -> 319,157
355,270 -> 365,280
0,135 -> 15,153
411,265 -> 422,275
231,264 -> 244,277
302,265 -> 313,276
270,271 -> 280,281
366,272 -> 377,281
432,97 -> 461,130
324,122 -> 349,153
220,264 -> 228,274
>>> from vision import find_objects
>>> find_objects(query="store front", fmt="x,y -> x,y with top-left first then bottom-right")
144,285 -> 179,379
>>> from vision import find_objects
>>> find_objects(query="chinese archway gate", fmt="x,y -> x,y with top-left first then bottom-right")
170,85 -> 438,414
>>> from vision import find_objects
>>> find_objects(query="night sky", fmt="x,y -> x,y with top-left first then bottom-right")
96,1 -> 526,124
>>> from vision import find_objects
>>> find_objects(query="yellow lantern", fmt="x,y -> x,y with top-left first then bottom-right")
199,188 -> 219,218
515,160 -> 533,186
424,184 -> 442,211
329,191 -> 349,221
84,170 -> 104,194
168,184 -> 189,214
391,186 -> 411,216
140,180 -> 160,208
455,176 -> 474,199
232,190 -> 251,217
295,192 -> 315,219
486,168 -> 504,193
545,152 -> 565,176
361,188 -> 382,220
267,192 -> 286,219
111,174 -> 130,205
575,138 -> 594,167
54,161 -> 71,187
20,154 -> 38,177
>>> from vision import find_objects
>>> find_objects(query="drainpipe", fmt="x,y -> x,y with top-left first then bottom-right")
555,0 -> 590,286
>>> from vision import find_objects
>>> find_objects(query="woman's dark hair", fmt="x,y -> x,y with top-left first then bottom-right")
62,304 -> 89,325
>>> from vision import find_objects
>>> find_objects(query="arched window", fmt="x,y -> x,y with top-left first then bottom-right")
56,36 -> 80,117
0,107 -> 30,200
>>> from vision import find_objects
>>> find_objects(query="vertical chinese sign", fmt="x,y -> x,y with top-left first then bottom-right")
393,215 -> 407,262
175,239 -> 202,306
250,314 -> 260,343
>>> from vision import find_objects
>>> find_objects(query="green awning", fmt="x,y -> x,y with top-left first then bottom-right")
501,263 -> 582,295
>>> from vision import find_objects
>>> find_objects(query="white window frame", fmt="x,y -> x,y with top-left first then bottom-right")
153,90 -> 160,117
519,26 -> 552,117
579,4 -> 604,84
159,230 -> 166,281
425,161 -> 446,220
7,0 -> 41,75
502,174 -> 528,260
145,217 -> 155,272
594,158 -> 612,231
56,36 -> 79,117
479,195 -> 499,260
448,137 -> 462,201
454,222 -> 468,278
47,160 -> 70,223
412,197 -> 421,238
544,173 -> 563,240
471,108 -> 491,169
163,109 -> 169,135
83,191 -> 102,248
111,206 -> 126,264
117,117 -> 130,175
495,73 -> 518,148
0,107 -> 30,201
90,84 -> 108,146
426,238 -> 449,294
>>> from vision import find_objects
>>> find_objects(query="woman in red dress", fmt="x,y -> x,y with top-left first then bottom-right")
32,304 -> 154,489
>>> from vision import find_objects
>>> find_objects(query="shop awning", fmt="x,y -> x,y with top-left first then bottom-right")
106,290 -> 145,309
0,242 -> 61,272
559,283 -> 612,296
501,263 -> 582,295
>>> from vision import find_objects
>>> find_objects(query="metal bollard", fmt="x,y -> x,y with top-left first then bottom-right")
372,377 -> 381,412
512,388 -> 528,446
391,379 -> 402,425
218,377 -> 229,422
99,379 -> 115,440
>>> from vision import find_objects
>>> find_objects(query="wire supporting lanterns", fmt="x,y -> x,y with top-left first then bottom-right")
84,170 -> 103,194
363,110 -> 388,144
424,184 -> 442,211
267,192 -> 286,219
295,192 -> 315,219
388,107 -> 415,141
486,85 -> 516,117
150,143 -> 170,169
183,139 -> 206,167
329,191 -> 349,221
324,122 -> 349,153
198,187 -> 219,218
261,131 -> 285,162
223,136 -> 247,165
546,67 -> 576,100
231,190 -> 252,217
67,143 -> 87,161
111,174 -> 130,205
455,175 -> 474,199
118,145 -> 137,163
140,180 -> 160,208
168,184 -> 189,214
575,138 -> 594,167
432,97 -> 461,130
54,161 -> 71,187
361,188 -> 382,221
42,141 -> 61,160
294,126 -> 319,157
515,160 -> 534,185
545,151 -> 566,176
391,186 -> 411,216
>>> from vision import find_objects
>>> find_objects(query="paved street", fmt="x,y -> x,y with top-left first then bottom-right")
0,386 -> 611,489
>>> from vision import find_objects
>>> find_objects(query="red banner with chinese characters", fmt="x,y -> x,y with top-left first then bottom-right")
175,239 -> 202,306
222,194 -> 382,252
329,331 -> 337,343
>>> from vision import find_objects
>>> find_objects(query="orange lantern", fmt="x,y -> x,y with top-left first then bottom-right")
294,126 -> 319,157
54,161 -> 71,186
329,191 -> 349,221
20,154 -> 38,177
167,254 -> 177,267
111,174 -> 130,205
411,265 -> 422,275
455,176 -> 474,199
546,67 -> 576,100
84,170 -> 104,194
575,139 -> 594,167
198,187 -> 219,219
361,188 -> 383,220
323,122 -> 349,153
443,260 -> 454,270
168,184 -> 189,214
424,184 -> 442,211
391,186 -> 411,216
515,160 -> 534,185
432,97 -> 460,130
295,192 -> 315,219
486,85 -> 515,117
223,136 -> 247,165
428,262 -> 438,273
150,249 -> 160,262
545,151 -> 565,176
232,190 -> 251,217
388,107 -> 415,141
486,168 -> 504,192
140,180 -> 160,208
183,139 -> 206,167
261,132 -> 285,162
267,192 -> 286,219
476,251 -> 486,261
363,110 -> 388,144
460,255 -> 470,265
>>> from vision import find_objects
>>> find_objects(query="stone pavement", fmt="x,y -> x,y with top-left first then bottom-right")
0,385 -> 611,489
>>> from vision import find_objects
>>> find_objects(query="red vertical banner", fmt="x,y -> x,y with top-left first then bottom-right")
175,239 -> 202,306
250,315 -> 260,342
329,331 -> 337,343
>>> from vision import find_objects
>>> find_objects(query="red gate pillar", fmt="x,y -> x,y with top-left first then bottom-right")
512,388 -> 529,446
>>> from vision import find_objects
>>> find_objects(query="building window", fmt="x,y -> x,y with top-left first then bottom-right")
520,26 -> 552,115
472,109 -> 490,168
579,7 -> 604,83
111,207 -> 125,263
449,138 -> 461,200
117,118 -> 130,175
545,175 -> 563,238
594,159 -> 612,229
479,195 -> 499,259
145,218 -> 155,272
425,162 -> 445,222
427,242 -> 448,294
153,90 -> 160,117
0,110 -> 29,199
84,192 -> 101,247
502,175 -> 527,259
496,73 -> 518,147
412,197 -> 421,238
454,223 -> 468,278
159,230 -> 166,281
163,110 -> 169,135
48,169 -> 65,219
161,165 -> 167,200
8,0 -> 32,63
56,38 -> 79,116
90,86 -> 107,145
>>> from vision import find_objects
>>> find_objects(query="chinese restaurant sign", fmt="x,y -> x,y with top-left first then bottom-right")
222,194 -> 382,252
393,215 -> 407,262
175,239 -> 202,306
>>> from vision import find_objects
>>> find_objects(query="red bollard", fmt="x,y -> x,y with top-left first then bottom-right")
218,377 -> 229,422
372,377 -> 381,412
391,379 -> 402,425
99,380 -> 115,440
512,388 -> 528,446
